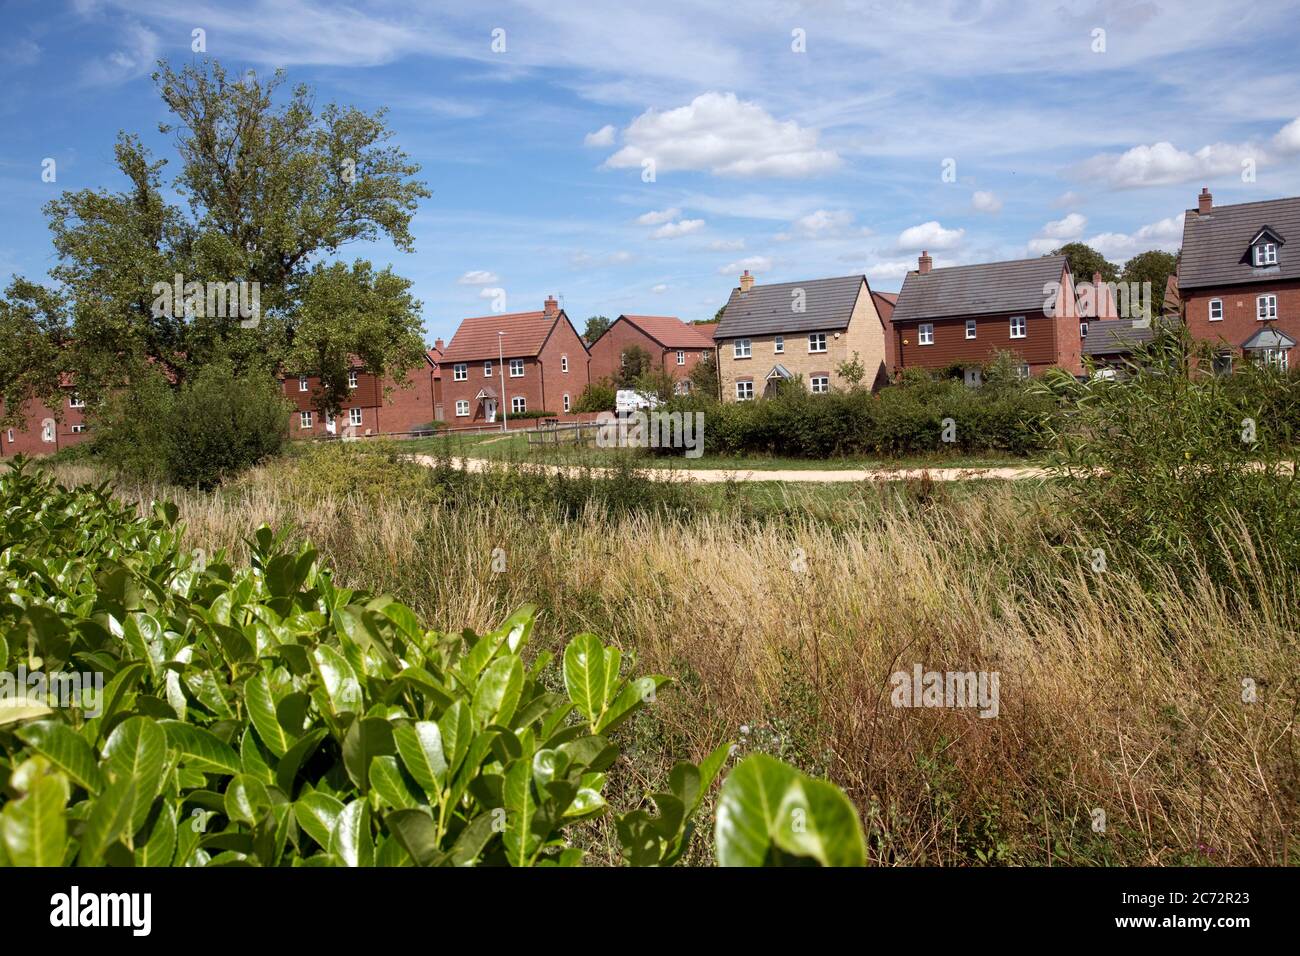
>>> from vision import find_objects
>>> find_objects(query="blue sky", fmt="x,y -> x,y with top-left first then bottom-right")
2,0 -> 1300,343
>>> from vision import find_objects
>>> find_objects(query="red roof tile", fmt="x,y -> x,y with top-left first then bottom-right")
442,311 -> 563,363
620,315 -> 716,349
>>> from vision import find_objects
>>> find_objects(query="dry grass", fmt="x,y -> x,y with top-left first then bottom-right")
43,457 -> 1299,866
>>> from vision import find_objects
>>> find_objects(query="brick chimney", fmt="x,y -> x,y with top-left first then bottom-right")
433,337 -> 444,351
543,295 -> 559,317
1198,187 -> 1213,215
918,250 -> 933,274
739,269 -> 754,292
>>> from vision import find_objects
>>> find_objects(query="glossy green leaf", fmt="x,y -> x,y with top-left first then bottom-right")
294,791 -> 345,850
502,758 -> 537,867
343,717 -> 396,791
245,672 -> 291,757
392,721 -> 447,797
562,633 -> 605,726
16,721 -> 104,793
472,655 -> 524,727
159,720 -> 241,776
0,774 -> 68,866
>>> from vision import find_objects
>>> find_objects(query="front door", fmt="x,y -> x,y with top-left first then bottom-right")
484,398 -> 497,423
325,414 -> 336,436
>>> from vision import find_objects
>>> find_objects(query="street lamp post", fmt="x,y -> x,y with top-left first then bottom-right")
497,331 -> 508,433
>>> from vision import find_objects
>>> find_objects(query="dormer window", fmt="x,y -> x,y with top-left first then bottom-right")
1254,242 -> 1278,266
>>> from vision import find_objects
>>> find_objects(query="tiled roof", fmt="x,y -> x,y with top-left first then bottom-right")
1179,195 -> 1300,290
1082,318 -> 1156,356
871,291 -> 897,321
442,311 -> 563,363
715,275 -> 866,338
892,256 -> 1066,323
619,315 -> 716,349
690,321 -> 719,340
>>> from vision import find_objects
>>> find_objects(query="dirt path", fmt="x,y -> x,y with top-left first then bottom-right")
410,454 -> 1053,483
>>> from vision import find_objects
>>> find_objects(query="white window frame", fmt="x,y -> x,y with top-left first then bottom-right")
1209,298 -> 1223,321
348,407 -> 362,427
965,319 -> 976,340
810,376 -> 829,394
1016,363 -> 1031,380
918,323 -> 934,346
733,338 -> 751,359
1080,321 -> 1089,339
562,393 -> 571,413
561,355 -> 568,373
299,411 -> 313,429
347,370 -> 358,389
68,394 -> 85,408
484,360 -> 493,377
774,336 -> 784,354
1255,242 -> 1278,266
455,400 -> 470,417
71,423 -> 86,434
511,395 -> 526,413
298,376 -> 309,392
453,363 -> 467,381
5,429 -> 12,443
41,421 -> 54,443
676,350 -> 685,366
735,380 -> 754,401
808,332 -> 827,353
1257,294 -> 1278,321
1260,347 -> 1289,371
509,358 -> 525,378
1010,315 -> 1027,339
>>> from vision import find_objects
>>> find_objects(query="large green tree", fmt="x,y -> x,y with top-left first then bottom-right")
0,59 -> 430,428
583,315 -> 611,344
1121,249 -> 1179,317
1046,242 -> 1118,286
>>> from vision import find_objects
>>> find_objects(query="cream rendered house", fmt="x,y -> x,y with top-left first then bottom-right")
713,271 -> 890,401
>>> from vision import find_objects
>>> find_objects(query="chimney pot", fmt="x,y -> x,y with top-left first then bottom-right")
739,269 -> 755,292
434,337 -> 444,350
543,295 -> 559,317
1198,187 -> 1213,215
918,250 -> 933,274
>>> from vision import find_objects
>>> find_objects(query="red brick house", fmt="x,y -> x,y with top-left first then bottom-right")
1177,187 -> 1300,372
0,377 -> 90,457
282,352 -> 441,438
890,252 -> 1084,382
872,291 -> 898,373
587,314 -> 717,393
441,296 -> 589,422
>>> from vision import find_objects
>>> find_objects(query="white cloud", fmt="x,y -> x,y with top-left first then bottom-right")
1071,138 -> 1263,188
478,287 -> 505,300
651,218 -> 705,239
636,207 -> 681,225
1085,213 -> 1185,262
1026,213 -> 1088,254
458,270 -> 499,285
791,209 -> 854,237
866,259 -> 921,280
719,255 -> 773,275
604,92 -> 841,178
971,190 -> 1002,213
651,283 -> 668,294
584,124 -> 616,147
896,221 -> 964,251
81,22 -> 158,86
572,250 -> 635,268
709,238 -> 745,251
1042,213 -> 1087,239
1273,118 -> 1300,154
1055,191 -> 1085,208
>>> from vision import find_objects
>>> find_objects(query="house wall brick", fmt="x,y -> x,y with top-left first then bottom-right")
536,316 -> 589,415
587,319 -> 714,388
0,391 -> 90,457
717,280 -> 886,401
1182,279 -> 1300,359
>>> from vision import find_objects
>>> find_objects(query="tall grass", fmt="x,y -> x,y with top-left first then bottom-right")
43,455 -> 1299,866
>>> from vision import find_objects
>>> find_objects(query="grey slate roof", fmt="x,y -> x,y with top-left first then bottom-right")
1241,326 -> 1297,350
1083,318 -> 1156,356
714,275 -> 865,339
892,256 -> 1067,323
1179,196 -> 1300,290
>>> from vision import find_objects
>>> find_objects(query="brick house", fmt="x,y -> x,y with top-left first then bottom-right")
1177,187 -> 1300,372
713,271 -> 889,402
872,291 -> 898,372
890,252 -> 1084,383
587,314 -> 717,393
441,296 -> 589,422
283,352 -> 441,439
0,377 -> 90,457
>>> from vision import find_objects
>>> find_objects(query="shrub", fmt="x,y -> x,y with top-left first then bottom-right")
94,361 -> 290,488
0,460 -> 862,866
573,380 -> 617,413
